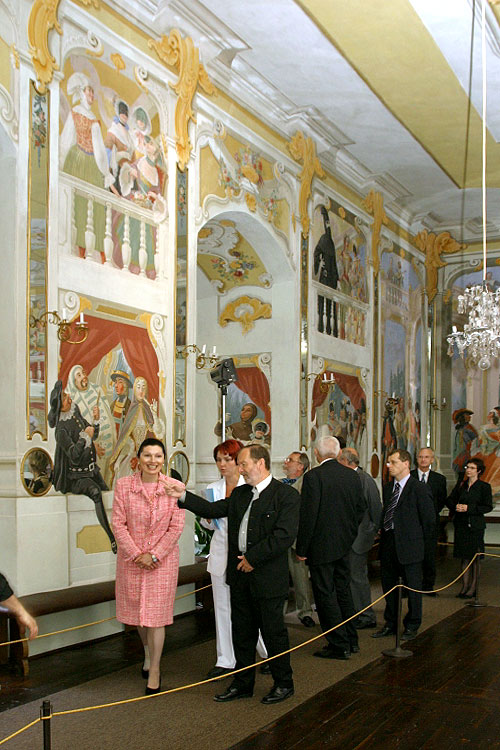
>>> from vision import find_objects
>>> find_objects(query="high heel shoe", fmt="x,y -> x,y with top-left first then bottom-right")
145,678 -> 161,695
141,667 -> 149,679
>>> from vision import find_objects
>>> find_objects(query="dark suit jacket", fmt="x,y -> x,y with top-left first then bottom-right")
410,469 -> 447,517
352,468 -> 382,555
381,475 -> 436,565
181,478 -> 300,599
296,459 -> 366,564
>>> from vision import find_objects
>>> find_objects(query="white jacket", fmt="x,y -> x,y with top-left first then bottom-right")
201,475 -> 246,577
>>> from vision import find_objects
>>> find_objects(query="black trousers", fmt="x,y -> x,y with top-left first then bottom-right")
422,527 -> 438,590
380,530 -> 422,629
71,476 -> 116,548
229,576 -> 293,692
309,554 -> 357,651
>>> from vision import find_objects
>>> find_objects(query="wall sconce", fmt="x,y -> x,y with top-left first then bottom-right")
428,397 -> 447,412
29,309 -> 89,345
177,344 -> 218,370
303,371 -> 336,393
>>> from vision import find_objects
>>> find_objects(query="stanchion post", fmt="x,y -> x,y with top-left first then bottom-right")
382,577 -> 412,659
40,699 -> 51,750
466,555 -> 487,608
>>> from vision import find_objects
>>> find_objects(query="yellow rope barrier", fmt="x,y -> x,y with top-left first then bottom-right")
1,552 -> 499,745
0,719 -> 40,746
0,583 -> 213,648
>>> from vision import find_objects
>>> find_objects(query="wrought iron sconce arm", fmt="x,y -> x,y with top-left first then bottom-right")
29,310 -> 89,345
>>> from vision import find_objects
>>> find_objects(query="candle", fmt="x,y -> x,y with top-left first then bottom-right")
201,344 -> 206,355
79,312 -> 84,324
62,308 -> 68,321
212,346 -> 217,355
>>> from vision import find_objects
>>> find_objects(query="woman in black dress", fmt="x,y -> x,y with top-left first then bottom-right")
447,457 -> 493,598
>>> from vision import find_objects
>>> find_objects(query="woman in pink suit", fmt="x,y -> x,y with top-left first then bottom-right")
113,438 -> 185,695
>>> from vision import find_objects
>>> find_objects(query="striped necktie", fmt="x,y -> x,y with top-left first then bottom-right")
383,482 -> 401,531
420,473 -> 427,483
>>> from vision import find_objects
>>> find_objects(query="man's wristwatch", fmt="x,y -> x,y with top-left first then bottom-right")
151,554 -> 158,563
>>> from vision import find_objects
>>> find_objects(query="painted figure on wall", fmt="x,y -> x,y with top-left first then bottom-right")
66,364 -> 115,484
313,375 -> 367,462
381,397 -> 398,483
109,377 -> 165,482
474,408 -> 500,496
109,370 -> 132,437
48,381 -> 117,553
104,99 -> 135,194
216,402 -> 258,443
452,408 -> 478,476
60,72 -> 115,258
311,205 -> 367,345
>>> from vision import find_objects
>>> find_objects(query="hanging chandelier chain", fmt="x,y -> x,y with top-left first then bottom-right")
447,0 -> 500,371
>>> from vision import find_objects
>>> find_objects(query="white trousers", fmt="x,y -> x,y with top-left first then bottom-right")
211,572 -> 267,668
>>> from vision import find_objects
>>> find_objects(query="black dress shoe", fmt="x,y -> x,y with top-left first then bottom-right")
261,685 -> 294,704
350,644 -> 360,653
259,662 -> 272,675
355,620 -> 377,630
401,628 -> 418,641
206,666 -> 234,679
299,615 -> 316,628
214,685 -> 253,702
456,592 -> 466,599
314,647 -> 350,660
141,667 -> 149,679
145,678 -> 161,695
371,626 -> 396,639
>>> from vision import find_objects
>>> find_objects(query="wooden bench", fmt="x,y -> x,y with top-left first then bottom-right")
0,560 -> 212,677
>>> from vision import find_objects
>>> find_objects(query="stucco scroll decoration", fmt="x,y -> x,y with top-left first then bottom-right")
27,0 -> 63,93
0,84 -> 18,142
148,29 -> 216,171
362,190 -> 388,278
413,229 -> 465,303
287,131 -> 325,238
219,296 -> 272,334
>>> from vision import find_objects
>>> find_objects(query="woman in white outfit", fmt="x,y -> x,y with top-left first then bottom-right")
202,439 -> 268,679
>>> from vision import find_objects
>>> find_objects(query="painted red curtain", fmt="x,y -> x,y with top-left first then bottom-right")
58,315 -> 159,402
311,370 -> 365,422
234,366 -> 271,427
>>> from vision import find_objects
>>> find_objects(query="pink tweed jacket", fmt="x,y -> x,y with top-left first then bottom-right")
113,472 -> 185,627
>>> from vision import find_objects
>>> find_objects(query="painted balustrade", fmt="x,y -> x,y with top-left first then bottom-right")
312,281 -> 368,346
59,173 -> 162,280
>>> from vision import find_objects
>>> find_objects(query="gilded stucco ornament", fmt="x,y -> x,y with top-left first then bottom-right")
362,190 -> 388,277
219,296 -> 272,334
413,229 -> 465,303
287,131 -> 325,238
148,29 -> 216,171
28,0 -> 63,93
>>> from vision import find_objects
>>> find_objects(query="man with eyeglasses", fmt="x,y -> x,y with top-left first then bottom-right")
282,452 -> 315,628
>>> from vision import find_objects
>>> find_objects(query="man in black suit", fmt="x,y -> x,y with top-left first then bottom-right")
169,444 -> 300,705
372,449 -> 436,641
296,436 -> 366,660
411,447 -> 447,596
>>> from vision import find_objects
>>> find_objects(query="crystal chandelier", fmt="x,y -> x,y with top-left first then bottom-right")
447,284 -> 500,370
446,0 -> 500,371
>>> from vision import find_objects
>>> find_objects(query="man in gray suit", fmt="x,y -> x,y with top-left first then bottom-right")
339,447 -> 382,629
281,451 -> 315,628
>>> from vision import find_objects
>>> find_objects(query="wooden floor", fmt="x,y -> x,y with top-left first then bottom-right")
231,605 -> 500,750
